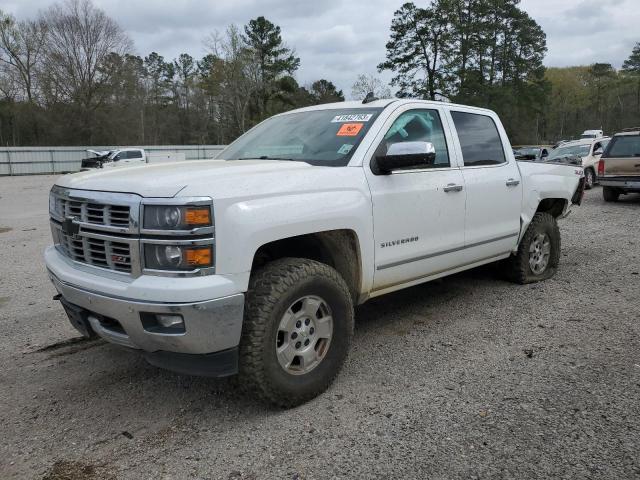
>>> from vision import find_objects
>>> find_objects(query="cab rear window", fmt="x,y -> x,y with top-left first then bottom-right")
603,136 -> 640,158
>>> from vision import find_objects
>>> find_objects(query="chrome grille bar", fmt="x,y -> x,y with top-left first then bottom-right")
51,221 -> 139,276
49,186 -> 140,235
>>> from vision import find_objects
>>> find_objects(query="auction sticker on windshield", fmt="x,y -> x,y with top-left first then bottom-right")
338,144 -> 354,155
337,123 -> 364,136
332,114 -> 374,123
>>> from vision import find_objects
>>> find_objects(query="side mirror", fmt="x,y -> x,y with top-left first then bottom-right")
374,141 -> 436,175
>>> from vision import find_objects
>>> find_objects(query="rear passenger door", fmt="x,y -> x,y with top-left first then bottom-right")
448,109 -> 522,263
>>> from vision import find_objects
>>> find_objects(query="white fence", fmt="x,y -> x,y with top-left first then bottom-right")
0,145 -> 226,176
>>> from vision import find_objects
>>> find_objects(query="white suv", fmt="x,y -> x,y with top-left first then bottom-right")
547,137 -> 610,189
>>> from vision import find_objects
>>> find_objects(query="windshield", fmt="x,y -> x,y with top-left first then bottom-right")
548,144 -> 590,160
217,108 -> 383,166
580,134 -> 596,139
604,136 -> 640,158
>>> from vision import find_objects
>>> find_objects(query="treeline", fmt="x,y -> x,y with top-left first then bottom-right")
1,0 -> 638,147
543,55 -> 640,142
379,0 -> 548,143
380,1 -> 640,144
0,0 -> 345,146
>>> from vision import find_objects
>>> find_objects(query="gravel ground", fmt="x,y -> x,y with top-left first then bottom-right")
0,174 -> 639,480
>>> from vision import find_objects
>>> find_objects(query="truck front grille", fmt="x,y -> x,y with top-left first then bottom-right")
50,187 -> 141,276
53,228 -> 133,273
55,197 -> 131,229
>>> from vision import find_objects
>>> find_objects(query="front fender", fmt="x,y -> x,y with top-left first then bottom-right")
214,189 -> 374,293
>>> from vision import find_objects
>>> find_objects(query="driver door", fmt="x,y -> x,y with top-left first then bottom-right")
364,105 -> 466,292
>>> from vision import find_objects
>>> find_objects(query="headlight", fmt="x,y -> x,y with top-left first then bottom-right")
144,244 -> 213,271
49,190 -> 63,217
143,205 -> 212,230
49,192 -> 56,215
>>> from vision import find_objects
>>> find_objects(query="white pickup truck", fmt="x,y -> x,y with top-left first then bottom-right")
45,99 -> 584,406
80,148 -> 185,170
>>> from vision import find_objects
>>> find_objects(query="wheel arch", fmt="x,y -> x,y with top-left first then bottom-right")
517,197 -> 567,248
251,229 -> 363,303
535,198 -> 568,218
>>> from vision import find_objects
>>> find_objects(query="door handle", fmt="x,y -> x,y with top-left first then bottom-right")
506,178 -> 520,187
443,183 -> 463,192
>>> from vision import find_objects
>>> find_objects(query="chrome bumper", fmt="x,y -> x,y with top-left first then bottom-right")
49,272 -> 244,355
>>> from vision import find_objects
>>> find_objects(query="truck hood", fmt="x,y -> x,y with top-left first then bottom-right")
56,159 -> 319,198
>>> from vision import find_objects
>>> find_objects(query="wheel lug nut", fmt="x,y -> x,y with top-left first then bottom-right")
295,341 -> 301,349
309,327 -> 314,335
291,332 -> 298,339
305,318 -> 310,326
296,320 -> 302,328
304,339 -> 310,346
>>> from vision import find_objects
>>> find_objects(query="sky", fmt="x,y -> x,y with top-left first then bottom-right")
3,0 -> 639,98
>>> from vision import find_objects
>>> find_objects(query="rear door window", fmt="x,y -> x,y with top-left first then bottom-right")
451,112 -> 506,166
128,150 -> 143,159
604,136 -> 640,158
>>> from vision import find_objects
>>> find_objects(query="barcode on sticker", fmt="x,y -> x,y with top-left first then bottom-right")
331,114 -> 373,123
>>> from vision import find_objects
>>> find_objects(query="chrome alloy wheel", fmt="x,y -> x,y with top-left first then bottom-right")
529,233 -> 551,275
276,295 -> 333,375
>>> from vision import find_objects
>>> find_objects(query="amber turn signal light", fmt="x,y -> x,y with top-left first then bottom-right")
185,207 -> 211,226
186,246 -> 212,267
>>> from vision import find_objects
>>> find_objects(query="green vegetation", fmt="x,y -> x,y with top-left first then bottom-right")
0,2 -> 343,146
0,0 -> 638,146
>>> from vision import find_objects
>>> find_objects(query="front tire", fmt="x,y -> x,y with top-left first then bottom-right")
584,168 -> 595,189
239,258 -> 354,407
603,186 -> 620,202
505,212 -> 560,284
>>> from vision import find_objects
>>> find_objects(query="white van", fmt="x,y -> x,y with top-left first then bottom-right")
580,130 -> 604,139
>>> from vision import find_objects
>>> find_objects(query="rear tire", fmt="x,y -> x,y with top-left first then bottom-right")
505,212 -> 560,284
584,168 -> 595,189
239,258 -> 354,408
602,186 -> 620,202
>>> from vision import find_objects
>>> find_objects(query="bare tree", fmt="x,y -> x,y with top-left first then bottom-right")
0,62 -> 20,100
205,25 -> 260,136
40,0 -> 131,140
351,74 -> 392,100
0,10 -> 47,103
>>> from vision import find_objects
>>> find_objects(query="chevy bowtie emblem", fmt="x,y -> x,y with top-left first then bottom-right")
62,217 -> 80,236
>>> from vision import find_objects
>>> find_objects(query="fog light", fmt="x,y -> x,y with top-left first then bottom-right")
156,314 -> 184,328
140,312 -> 185,334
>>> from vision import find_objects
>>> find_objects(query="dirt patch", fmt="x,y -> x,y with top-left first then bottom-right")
31,336 -> 104,358
42,460 -> 115,480
0,296 -> 9,307
35,336 -> 99,353
0,227 -> 11,234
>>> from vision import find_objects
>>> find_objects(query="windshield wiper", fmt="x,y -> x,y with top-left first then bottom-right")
238,156 -> 296,161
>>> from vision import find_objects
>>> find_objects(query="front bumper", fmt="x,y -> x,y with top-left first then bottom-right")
50,272 -> 244,355
46,245 -> 245,376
